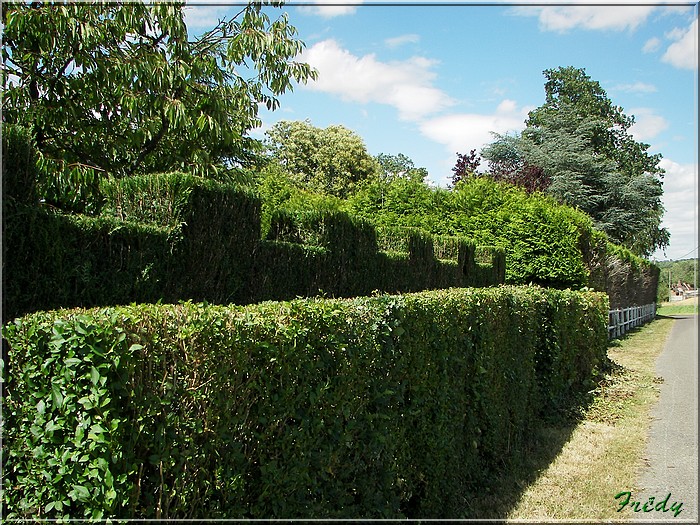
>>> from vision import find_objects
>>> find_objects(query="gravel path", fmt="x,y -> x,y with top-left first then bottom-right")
634,314 -> 698,522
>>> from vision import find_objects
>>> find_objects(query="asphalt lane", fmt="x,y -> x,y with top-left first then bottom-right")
634,314 -> 698,522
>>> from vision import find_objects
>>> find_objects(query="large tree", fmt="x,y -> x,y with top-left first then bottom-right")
2,0 -> 316,179
375,152 -> 428,184
479,67 -> 668,257
263,120 -> 380,198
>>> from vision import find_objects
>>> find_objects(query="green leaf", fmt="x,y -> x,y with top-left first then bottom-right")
69,484 -> 91,502
78,396 -> 94,410
51,384 -> 64,410
64,357 -> 82,367
90,365 -> 99,385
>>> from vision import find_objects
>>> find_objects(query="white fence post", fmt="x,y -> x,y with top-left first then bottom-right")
608,302 -> 656,340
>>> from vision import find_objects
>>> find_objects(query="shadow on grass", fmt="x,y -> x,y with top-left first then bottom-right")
457,401 -> 594,519
454,345 -> 631,520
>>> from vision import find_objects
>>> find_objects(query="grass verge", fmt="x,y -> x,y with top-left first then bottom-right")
462,316 -> 676,520
656,297 -> 698,316
506,317 -> 675,521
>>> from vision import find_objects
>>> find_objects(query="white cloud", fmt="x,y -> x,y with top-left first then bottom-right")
299,39 -> 454,121
298,1 -> 361,19
628,108 -> 670,141
183,1 -> 234,31
419,100 -> 530,158
611,82 -> 658,94
654,158 -> 698,260
385,34 -> 420,48
662,18 -> 698,70
643,37 -> 662,53
513,5 -> 657,33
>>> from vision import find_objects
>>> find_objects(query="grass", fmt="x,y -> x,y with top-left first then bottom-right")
461,315 -> 676,520
656,296 -> 698,316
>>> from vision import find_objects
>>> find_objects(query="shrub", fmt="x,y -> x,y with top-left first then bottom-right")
1,206 -> 175,323
2,286 -> 608,519
2,123 -> 40,207
351,178 -> 593,288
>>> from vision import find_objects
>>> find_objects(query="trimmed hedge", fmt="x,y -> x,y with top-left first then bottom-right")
100,172 -> 262,304
3,146 -> 505,321
2,124 -> 40,206
2,286 -> 609,519
2,206 -> 176,322
581,231 -> 661,308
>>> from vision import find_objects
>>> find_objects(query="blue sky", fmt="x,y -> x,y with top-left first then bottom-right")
184,1 -> 698,262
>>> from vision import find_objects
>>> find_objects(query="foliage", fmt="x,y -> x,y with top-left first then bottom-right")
2,123 -> 40,207
515,67 -> 668,257
350,177 -> 593,288
2,286 -> 609,519
251,162 -> 349,237
655,258 -> 698,301
263,120 -> 381,198
2,0 -> 316,180
1,205 -> 175,323
583,236 -> 661,308
3,169 -> 504,321
2,123 -> 104,214
479,133 -> 550,193
450,149 -> 482,187
376,153 -> 428,183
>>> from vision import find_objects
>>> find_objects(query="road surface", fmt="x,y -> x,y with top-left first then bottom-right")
634,314 -> 698,522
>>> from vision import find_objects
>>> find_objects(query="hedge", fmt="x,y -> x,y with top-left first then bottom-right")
3,161 -> 505,322
581,231 -> 661,308
2,286 -> 609,519
1,206 -> 176,322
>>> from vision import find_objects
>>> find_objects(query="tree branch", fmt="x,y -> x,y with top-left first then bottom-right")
126,111 -> 170,177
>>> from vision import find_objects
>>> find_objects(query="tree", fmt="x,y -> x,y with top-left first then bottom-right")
480,66 -> 668,257
263,120 -> 380,198
450,149 -> 481,187
477,136 -> 551,193
375,153 -> 428,183
2,1 -> 316,180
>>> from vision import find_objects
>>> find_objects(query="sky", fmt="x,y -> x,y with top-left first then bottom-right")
184,1 -> 698,262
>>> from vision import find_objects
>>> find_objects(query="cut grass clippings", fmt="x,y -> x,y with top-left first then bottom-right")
502,316 -> 676,521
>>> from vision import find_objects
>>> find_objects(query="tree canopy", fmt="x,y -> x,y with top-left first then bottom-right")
475,66 -> 668,257
2,0 -> 316,180
375,153 -> 428,184
263,120 -> 381,198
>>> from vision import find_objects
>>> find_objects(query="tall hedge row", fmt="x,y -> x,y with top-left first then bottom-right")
580,231 -> 661,308
3,170 -> 505,322
2,286 -> 609,519
2,207 -> 175,320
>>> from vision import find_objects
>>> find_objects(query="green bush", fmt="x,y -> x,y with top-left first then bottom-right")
351,178 -> 593,288
2,286 -> 609,519
1,205 -> 176,323
101,172 -> 262,303
248,240 -> 330,302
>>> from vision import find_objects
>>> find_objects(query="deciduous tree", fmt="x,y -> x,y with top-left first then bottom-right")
375,153 -> 428,183
2,0 -> 316,180
450,149 -> 481,187
264,120 -> 380,198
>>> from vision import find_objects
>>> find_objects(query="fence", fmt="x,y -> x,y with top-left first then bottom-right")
608,303 -> 656,339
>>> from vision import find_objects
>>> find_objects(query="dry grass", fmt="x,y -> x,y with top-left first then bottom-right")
502,317 -> 676,521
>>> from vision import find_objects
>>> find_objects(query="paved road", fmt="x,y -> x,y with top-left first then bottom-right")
635,314 -> 698,522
